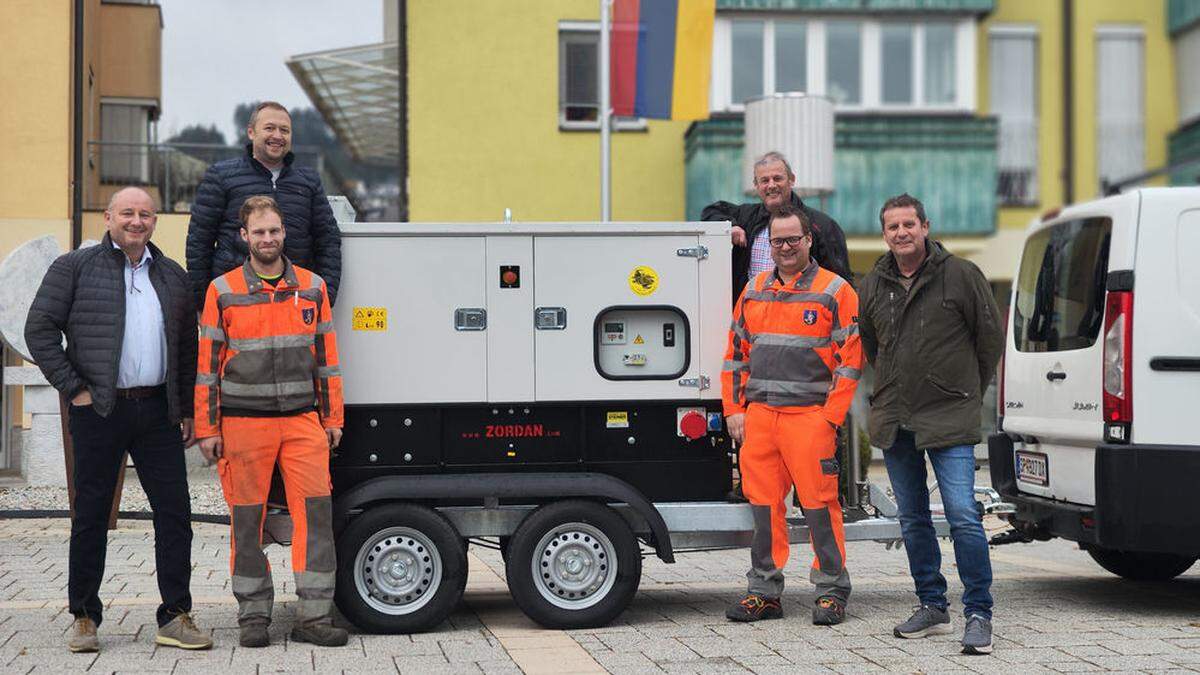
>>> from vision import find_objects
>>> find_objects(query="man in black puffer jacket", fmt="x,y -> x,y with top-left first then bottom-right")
25,187 -> 211,653
186,101 -> 342,308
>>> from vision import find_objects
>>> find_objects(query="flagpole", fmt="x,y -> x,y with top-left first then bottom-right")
599,0 -> 612,222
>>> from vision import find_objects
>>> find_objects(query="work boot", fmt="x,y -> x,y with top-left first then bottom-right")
724,593 -> 783,622
155,612 -> 213,650
812,596 -> 846,625
290,621 -> 349,647
239,622 -> 270,648
67,617 -> 99,653
893,604 -> 952,639
961,614 -> 994,655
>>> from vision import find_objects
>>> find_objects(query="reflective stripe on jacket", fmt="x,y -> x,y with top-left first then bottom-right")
721,261 -> 863,426
194,257 -> 343,438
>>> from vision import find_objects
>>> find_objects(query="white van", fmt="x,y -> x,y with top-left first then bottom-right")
990,187 -> 1200,580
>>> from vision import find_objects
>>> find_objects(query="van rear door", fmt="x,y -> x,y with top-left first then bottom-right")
1003,213 -> 1114,505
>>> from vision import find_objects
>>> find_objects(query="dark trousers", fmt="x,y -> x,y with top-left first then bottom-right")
68,392 -> 193,627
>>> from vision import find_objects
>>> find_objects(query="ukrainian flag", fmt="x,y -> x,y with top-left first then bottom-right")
611,0 -> 716,120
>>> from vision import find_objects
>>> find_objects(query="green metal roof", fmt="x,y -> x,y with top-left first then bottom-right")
1168,0 -> 1200,35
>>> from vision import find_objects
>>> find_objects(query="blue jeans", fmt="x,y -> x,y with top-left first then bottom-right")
883,430 -> 993,619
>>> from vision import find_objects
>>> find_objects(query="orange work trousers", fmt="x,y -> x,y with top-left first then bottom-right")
739,403 -> 850,602
216,412 -> 336,626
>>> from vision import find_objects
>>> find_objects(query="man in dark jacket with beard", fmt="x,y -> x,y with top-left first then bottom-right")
702,151 -> 851,305
185,101 -> 342,308
858,193 -> 1003,656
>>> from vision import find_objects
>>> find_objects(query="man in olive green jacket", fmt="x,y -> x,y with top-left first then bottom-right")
858,193 -> 1003,656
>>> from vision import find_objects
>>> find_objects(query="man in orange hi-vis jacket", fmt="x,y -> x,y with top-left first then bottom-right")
721,204 -> 863,626
195,195 -> 346,649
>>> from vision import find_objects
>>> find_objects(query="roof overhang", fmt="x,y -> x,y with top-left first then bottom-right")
287,42 -> 400,164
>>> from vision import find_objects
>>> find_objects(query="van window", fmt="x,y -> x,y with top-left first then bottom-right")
1012,217 -> 1112,352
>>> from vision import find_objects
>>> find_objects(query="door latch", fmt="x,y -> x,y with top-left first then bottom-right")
678,375 -> 710,390
454,308 -> 487,331
676,246 -> 709,259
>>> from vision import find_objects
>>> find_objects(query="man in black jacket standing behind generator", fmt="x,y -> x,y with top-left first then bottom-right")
185,101 -> 342,307
702,151 -> 852,304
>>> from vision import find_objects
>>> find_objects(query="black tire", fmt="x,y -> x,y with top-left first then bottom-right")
505,500 -> 641,629
334,503 -> 467,633
1086,547 -> 1197,581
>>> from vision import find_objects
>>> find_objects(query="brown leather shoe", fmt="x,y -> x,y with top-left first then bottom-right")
68,617 -> 99,653
155,613 -> 213,650
290,621 -> 349,647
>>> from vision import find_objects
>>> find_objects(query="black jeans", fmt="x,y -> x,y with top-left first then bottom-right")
67,392 -> 193,627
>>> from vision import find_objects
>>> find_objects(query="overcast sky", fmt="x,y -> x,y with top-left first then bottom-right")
160,0 -> 384,143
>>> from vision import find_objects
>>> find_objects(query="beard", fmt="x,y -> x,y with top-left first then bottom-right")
250,245 -> 281,265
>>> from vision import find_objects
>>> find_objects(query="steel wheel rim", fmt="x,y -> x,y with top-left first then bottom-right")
530,521 -> 618,610
354,526 -> 442,615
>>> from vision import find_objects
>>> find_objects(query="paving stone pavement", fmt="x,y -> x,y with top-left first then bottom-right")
0,514 -> 1198,674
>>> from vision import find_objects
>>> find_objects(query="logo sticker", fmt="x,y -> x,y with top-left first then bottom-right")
628,266 -> 660,296
301,308 -> 315,325
803,309 -> 818,325
606,412 -> 629,429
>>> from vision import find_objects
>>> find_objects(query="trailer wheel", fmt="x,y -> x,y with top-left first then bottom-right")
1086,547 -> 1197,581
505,500 -> 641,629
335,503 -> 467,633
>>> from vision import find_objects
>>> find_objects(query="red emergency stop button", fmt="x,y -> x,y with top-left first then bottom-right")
679,411 -> 707,440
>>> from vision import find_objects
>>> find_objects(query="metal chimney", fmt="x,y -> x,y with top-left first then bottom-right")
742,93 -> 835,198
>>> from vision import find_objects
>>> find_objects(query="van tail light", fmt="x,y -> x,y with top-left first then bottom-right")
1102,290 -> 1133,442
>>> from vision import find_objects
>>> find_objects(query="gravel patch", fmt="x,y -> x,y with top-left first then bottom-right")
0,465 -> 229,516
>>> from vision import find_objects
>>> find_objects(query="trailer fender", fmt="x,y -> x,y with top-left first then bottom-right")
333,472 -> 675,563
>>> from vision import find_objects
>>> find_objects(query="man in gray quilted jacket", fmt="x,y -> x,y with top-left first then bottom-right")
25,187 -> 212,653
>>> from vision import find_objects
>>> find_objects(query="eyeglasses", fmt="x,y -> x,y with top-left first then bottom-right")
768,235 -> 808,249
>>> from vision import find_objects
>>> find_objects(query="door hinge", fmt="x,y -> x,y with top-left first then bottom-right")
678,375 -> 711,390
676,246 -> 709,260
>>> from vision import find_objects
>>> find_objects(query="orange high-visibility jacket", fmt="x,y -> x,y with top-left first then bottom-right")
195,257 -> 343,438
722,262 -> 863,426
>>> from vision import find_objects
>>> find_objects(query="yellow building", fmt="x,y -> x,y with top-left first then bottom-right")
0,0 -> 182,263
0,0 -> 170,471
387,0 -> 1182,287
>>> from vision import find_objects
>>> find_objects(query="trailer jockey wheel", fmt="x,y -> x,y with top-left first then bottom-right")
334,503 -> 467,633
505,500 -> 642,629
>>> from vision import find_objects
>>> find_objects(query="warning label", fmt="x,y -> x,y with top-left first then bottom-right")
633,334 -> 645,345
352,306 -> 388,331
606,412 -> 629,429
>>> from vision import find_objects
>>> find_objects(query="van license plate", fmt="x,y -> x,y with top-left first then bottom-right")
1016,451 -> 1049,486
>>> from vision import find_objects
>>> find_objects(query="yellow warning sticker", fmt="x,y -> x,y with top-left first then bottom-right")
628,265 -> 659,296
633,334 -> 645,345
352,306 -> 388,331
606,412 -> 629,429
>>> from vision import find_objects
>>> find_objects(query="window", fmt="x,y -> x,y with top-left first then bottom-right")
924,24 -> 957,104
558,23 -> 646,130
594,307 -> 690,380
100,100 -> 154,183
990,27 -> 1039,205
826,22 -> 862,105
881,24 -> 913,104
1175,24 -> 1200,124
1096,27 -> 1145,191
775,21 -> 807,93
731,20 -> 765,104
1012,218 -> 1111,353
711,16 -> 974,112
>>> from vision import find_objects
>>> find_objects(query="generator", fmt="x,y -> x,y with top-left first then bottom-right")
326,221 -> 1010,633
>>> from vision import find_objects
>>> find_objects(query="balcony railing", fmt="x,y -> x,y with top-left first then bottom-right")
85,141 -> 324,213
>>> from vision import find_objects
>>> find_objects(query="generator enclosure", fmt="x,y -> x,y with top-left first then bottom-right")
330,222 -> 735,502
